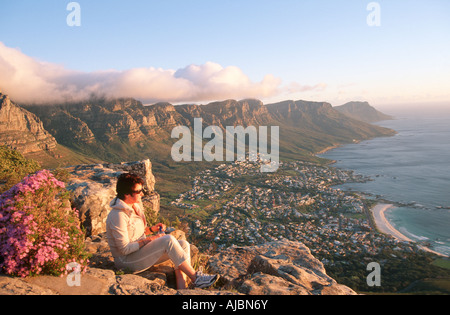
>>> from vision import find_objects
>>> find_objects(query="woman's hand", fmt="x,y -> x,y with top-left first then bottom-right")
150,223 -> 166,233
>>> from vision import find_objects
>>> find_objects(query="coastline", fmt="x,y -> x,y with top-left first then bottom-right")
316,145 -> 341,155
371,203 -> 413,242
370,203 -> 446,257
317,131 -> 449,258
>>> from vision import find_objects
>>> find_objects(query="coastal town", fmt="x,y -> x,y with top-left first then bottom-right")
169,157 -> 425,267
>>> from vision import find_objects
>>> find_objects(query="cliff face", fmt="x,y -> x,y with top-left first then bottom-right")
23,98 -> 273,146
176,99 -> 274,128
0,92 -> 57,154
26,99 -> 148,145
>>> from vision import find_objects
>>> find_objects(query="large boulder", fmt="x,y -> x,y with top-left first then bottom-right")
207,239 -> 357,295
65,159 -> 159,236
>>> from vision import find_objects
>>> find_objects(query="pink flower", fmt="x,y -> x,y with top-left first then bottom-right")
0,170 -> 89,278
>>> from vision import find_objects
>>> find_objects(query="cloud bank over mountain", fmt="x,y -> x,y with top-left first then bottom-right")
0,42 -> 324,104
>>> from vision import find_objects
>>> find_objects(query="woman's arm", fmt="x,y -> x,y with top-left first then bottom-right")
108,211 -> 140,256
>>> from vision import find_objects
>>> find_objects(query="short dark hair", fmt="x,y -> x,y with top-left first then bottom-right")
116,173 -> 145,200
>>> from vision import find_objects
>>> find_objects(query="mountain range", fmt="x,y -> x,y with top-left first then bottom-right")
1,90 -> 395,179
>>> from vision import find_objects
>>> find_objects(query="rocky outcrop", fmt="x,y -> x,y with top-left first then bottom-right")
65,159 -> 159,236
0,230 -> 211,295
208,240 -> 357,295
0,267 -> 178,295
0,237 -> 356,295
0,92 -> 57,154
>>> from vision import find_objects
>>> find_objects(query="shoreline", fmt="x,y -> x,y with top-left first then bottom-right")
371,203 -> 413,242
316,145 -> 341,155
370,203 -> 446,257
318,141 -> 448,258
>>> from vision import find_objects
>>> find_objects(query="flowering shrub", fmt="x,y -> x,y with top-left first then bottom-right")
0,170 -> 90,277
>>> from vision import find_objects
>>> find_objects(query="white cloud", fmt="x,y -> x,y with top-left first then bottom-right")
283,82 -> 327,94
0,42 -> 325,104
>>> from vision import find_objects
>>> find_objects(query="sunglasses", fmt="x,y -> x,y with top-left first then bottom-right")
131,189 -> 144,195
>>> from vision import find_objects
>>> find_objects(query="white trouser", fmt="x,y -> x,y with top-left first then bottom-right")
114,234 -> 191,273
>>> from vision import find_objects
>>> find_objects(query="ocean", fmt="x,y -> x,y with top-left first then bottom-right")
319,112 -> 450,257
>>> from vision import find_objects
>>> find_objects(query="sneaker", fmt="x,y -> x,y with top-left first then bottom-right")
194,270 -> 219,289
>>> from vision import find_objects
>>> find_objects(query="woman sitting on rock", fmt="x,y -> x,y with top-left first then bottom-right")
106,173 -> 218,289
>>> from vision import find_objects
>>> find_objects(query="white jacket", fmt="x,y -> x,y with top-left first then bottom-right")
106,197 -> 147,258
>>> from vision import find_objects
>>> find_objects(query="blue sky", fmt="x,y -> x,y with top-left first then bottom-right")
1,0 -> 449,112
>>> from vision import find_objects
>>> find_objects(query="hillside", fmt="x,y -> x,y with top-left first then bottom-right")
0,91 -> 101,168
335,101 -> 394,123
265,100 -> 395,160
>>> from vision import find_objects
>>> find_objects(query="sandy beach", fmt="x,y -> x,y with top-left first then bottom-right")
371,203 -> 414,242
371,203 -> 446,256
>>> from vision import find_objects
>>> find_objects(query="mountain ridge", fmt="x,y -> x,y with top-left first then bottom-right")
335,101 -> 394,123
20,97 -> 395,166
0,90 -> 396,170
